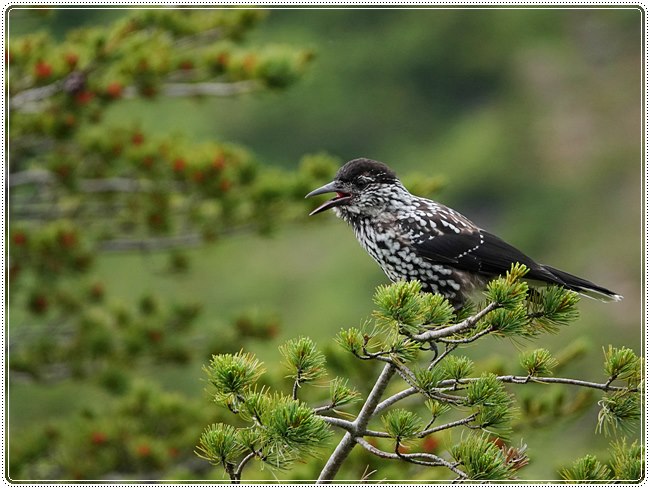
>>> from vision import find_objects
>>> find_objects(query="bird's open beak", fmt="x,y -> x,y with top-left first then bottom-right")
305,181 -> 353,216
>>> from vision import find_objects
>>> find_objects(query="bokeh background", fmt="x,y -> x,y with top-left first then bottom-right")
7,7 -> 642,482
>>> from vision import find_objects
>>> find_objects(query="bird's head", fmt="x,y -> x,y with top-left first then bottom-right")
306,158 -> 401,217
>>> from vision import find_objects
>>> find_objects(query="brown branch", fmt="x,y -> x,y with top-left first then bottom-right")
436,375 -> 634,392
355,437 -> 467,480
413,302 -> 498,342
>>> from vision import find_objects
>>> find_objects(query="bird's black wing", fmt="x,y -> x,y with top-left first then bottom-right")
411,227 -> 561,283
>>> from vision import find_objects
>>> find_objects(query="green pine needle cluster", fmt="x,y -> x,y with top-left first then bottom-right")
485,263 -> 529,309
329,377 -> 361,408
450,433 -> 519,480
465,373 -> 514,432
483,306 -> 529,337
425,398 -> 451,419
596,391 -> 641,435
335,326 -> 365,357
440,355 -> 474,381
560,454 -> 612,482
381,409 -> 423,441
204,350 -> 265,407
414,367 -> 446,393
603,345 -> 642,386
610,438 -> 644,481
196,423 -> 244,466
373,280 -> 456,334
265,394 -> 332,456
527,286 -> 580,334
519,348 -> 558,377
279,336 -> 326,384
560,438 -> 644,482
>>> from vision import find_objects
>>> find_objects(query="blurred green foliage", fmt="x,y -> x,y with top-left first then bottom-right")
7,6 -> 642,482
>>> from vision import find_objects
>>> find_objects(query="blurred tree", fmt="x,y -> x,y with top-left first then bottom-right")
6,8 -> 345,479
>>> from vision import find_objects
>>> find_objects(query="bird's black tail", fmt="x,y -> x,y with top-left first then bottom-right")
541,264 -> 623,302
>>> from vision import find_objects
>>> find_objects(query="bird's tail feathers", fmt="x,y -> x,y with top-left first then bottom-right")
541,264 -> 623,303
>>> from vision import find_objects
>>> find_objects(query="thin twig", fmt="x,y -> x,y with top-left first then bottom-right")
355,437 -> 468,480
428,344 -> 457,370
416,414 -> 477,438
436,375 -> 634,392
438,326 -> 494,344
234,451 -> 256,481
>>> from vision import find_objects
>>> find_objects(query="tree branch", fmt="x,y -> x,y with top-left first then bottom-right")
413,302 -> 498,342
355,437 -> 467,480
316,363 -> 396,483
318,416 -> 356,433
123,80 -> 260,98
436,375 -> 634,392
416,414 -> 477,438
372,387 -> 418,415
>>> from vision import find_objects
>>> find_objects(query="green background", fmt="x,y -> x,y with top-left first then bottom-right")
8,7 -> 642,482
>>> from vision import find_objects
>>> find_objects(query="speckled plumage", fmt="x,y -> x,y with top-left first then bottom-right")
306,158 -> 621,307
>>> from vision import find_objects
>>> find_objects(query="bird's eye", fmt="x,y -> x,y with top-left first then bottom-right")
355,175 -> 372,188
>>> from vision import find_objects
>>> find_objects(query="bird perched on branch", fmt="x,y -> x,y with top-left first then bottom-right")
306,158 -> 621,307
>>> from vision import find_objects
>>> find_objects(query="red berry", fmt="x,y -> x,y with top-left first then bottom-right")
192,170 -> 204,183
9,264 -> 21,281
34,60 -> 52,79
74,90 -> 95,105
64,52 -> 79,69
147,330 -> 163,343
141,85 -> 157,98
212,154 -> 226,170
91,432 -> 108,445
397,444 -> 409,454
136,444 -> 151,457
29,294 -> 48,315
54,164 -> 72,178
63,113 -> 76,127
179,59 -> 193,70
148,212 -> 163,228
142,155 -> 154,168
131,132 -> 144,146
90,282 -> 104,300
106,81 -> 123,99
243,54 -> 257,73
219,179 -> 231,192
58,230 -> 77,248
172,158 -> 186,172
216,52 -> 229,66
12,231 -> 27,246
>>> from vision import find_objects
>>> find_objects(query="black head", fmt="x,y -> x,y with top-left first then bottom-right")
305,158 -> 401,216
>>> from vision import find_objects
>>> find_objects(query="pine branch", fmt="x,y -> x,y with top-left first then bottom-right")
318,416 -> 356,433
355,437 -> 468,479
316,363 -> 396,483
413,302 -> 498,342
373,387 -> 418,415
416,414 -> 477,438
10,79 -> 260,112
437,375 -> 635,392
